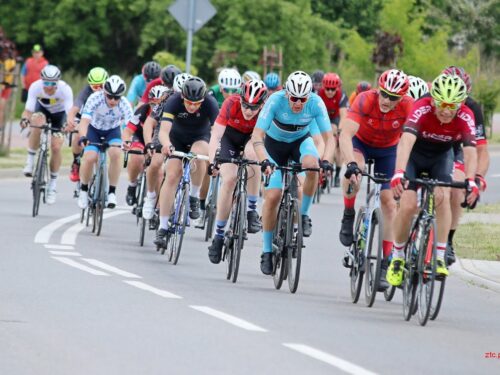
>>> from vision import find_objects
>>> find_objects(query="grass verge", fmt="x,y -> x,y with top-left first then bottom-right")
0,147 -> 74,169
455,222 -> 500,261
469,202 -> 500,214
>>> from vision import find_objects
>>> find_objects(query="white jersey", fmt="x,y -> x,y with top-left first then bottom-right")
81,91 -> 133,131
25,79 -> 73,114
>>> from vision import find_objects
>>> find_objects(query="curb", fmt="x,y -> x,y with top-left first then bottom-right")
452,258 -> 500,293
0,167 -> 70,180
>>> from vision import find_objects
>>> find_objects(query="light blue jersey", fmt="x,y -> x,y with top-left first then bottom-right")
126,74 -> 147,105
256,90 -> 331,142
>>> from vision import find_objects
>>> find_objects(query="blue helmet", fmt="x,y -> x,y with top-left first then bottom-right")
264,72 -> 280,90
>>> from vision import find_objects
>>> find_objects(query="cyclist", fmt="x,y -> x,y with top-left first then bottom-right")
20,44 -> 48,103
122,85 -> 169,205
338,69 -> 413,289
66,67 -> 109,182
139,64 -> 181,107
406,75 -> 429,100
441,66 -> 490,265
206,80 -> 268,264
388,74 -> 479,286
252,70 -> 334,275
348,81 -> 372,106
242,70 -> 261,82
264,72 -> 282,95
311,70 -> 324,93
208,68 -> 242,108
20,65 -> 73,205
154,77 -> 219,247
318,72 -> 349,187
77,75 -> 133,209
126,61 -> 161,107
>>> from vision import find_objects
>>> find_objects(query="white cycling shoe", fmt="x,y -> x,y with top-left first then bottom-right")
142,196 -> 156,220
78,190 -> 89,209
46,188 -> 57,205
107,193 -> 117,208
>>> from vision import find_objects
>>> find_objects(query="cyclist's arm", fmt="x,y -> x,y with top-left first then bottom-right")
463,146 -> 478,180
320,129 -> 335,162
66,106 -> 80,130
476,144 -> 489,177
339,118 -> 360,164
159,117 -> 173,147
122,126 -> 134,143
63,84 -> 74,114
78,117 -> 90,138
394,132 -> 417,172
209,122 -> 226,163
143,116 -> 157,145
251,127 -> 268,163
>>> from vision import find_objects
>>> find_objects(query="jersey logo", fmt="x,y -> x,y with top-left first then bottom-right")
457,111 -> 476,136
392,120 -> 400,129
422,131 -> 453,142
409,105 -> 432,123
178,112 -> 189,119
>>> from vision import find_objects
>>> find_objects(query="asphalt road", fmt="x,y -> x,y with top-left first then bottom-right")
1,155 -> 500,375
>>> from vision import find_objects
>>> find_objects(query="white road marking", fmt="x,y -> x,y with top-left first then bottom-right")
490,173 -> 500,178
283,343 -> 378,375
34,214 -> 81,244
49,251 -> 82,256
51,257 -> 110,276
83,259 -> 141,278
44,244 -> 75,250
189,305 -> 268,332
60,210 -> 128,245
124,281 -> 182,299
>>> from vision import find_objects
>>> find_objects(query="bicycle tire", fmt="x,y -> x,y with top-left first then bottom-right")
287,199 -> 303,293
137,174 -> 147,246
171,184 -> 189,265
31,150 -> 46,217
384,286 -> 396,301
95,169 -> 106,236
205,176 -> 219,242
365,207 -> 383,307
403,223 -> 419,321
230,192 -> 245,283
417,218 -> 437,326
272,205 -> 287,290
225,236 -> 233,280
430,276 -> 446,321
350,207 -> 365,303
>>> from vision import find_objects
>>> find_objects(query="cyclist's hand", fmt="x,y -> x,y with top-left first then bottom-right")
465,178 -> 480,207
65,118 -> 76,132
344,161 -> 362,185
122,140 -> 131,151
475,174 -> 487,192
390,169 -> 406,199
78,136 -> 89,146
161,142 -> 173,156
145,142 -> 155,156
20,117 -> 30,129
207,162 -> 219,176
319,159 -> 333,172
260,159 -> 274,176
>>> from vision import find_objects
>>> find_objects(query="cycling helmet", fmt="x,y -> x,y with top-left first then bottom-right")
161,65 -> 182,86
378,69 -> 409,96
41,65 -> 61,82
311,70 -> 324,84
182,76 -> 207,101
142,61 -> 161,81
285,71 -> 312,98
87,67 -> 108,85
407,75 -> 429,99
242,70 -> 261,82
264,72 -> 280,90
148,85 -> 169,101
322,72 -> 342,89
430,73 -> 468,103
241,80 -> 268,105
356,81 -> 372,93
442,66 -> 472,93
104,75 -> 126,96
218,68 -> 241,90
173,73 -> 192,93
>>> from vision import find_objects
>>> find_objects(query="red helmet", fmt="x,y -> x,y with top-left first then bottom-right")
356,81 -> 371,94
322,73 -> 342,89
378,69 -> 409,96
442,66 -> 472,93
241,80 -> 268,105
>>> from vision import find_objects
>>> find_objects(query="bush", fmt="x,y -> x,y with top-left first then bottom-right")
153,51 -> 198,76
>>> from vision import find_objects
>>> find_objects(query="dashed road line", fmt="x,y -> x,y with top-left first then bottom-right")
49,251 -> 82,256
283,343 -> 378,375
83,258 -> 141,278
34,214 -> 81,244
51,257 -> 110,276
124,280 -> 182,299
44,244 -> 75,250
189,305 -> 268,332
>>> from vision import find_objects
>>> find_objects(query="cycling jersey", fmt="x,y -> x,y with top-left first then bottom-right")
82,91 -> 133,131
208,84 -> 225,108
140,77 -> 163,104
126,74 -> 147,105
318,88 -> 349,125
74,85 -> 94,109
216,94 -> 257,134
346,89 -> 413,148
25,79 -> 73,114
126,104 -> 152,147
256,90 -> 331,143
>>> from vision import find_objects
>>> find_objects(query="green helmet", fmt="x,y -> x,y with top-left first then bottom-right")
87,67 -> 109,85
430,74 -> 467,103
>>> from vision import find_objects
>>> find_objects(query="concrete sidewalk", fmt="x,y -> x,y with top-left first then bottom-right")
453,258 -> 500,293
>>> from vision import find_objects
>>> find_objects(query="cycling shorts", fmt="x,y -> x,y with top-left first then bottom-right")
84,125 -> 122,153
34,103 -> 66,133
219,126 -> 251,160
170,131 -> 210,153
405,148 -> 454,191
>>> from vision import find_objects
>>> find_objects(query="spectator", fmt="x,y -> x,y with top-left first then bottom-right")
21,44 -> 48,102
0,27 -> 19,130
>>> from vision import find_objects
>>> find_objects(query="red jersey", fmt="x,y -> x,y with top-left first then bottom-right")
216,94 -> 257,134
347,89 -> 414,148
23,57 -> 48,89
318,88 -> 348,123
404,96 -> 476,153
140,77 -> 163,103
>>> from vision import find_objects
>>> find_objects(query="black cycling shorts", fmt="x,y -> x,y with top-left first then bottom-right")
219,126 -> 251,160
406,148 -> 454,191
34,103 -> 66,133
170,129 -> 210,153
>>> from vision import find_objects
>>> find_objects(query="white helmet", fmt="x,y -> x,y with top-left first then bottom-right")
173,73 -> 193,93
41,65 -> 61,82
407,75 -> 429,100
218,68 -> 241,90
104,75 -> 126,96
242,70 -> 261,82
285,71 -> 312,98
148,85 -> 169,100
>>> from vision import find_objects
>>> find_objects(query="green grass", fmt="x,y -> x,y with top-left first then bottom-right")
469,202 -> 500,214
0,147 -> 73,169
455,222 -> 500,261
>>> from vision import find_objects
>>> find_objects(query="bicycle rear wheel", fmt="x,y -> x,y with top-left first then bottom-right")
171,185 -> 189,265
231,192 -> 246,283
350,207 -> 365,303
272,205 -> 287,290
365,208 -> 383,307
417,218 -> 437,326
287,199 -> 303,293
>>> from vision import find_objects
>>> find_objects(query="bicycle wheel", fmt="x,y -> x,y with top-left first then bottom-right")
384,286 -> 396,301
31,150 -> 46,217
225,235 -> 233,280
350,207 -> 365,303
403,225 -> 419,321
417,218 -> 437,326
272,205 -> 287,290
205,176 -> 219,242
95,168 -> 106,236
137,174 -> 147,246
287,199 -> 302,293
430,277 -> 446,321
364,208 -> 383,307
171,184 -> 189,265
230,192 -> 246,283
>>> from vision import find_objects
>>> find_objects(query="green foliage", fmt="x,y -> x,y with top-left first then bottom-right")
153,51 -> 198,75
474,76 -> 500,130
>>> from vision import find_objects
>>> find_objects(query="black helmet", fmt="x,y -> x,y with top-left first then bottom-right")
311,70 -> 324,84
182,77 -> 207,101
161,65 -> 182,86
142,61 -> 161,81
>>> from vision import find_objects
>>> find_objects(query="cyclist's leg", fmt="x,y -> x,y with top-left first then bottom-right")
449,162 -> 465,263
333,124 -> 343,184
24,112 -> 45,174
126,137 -> 145,205
244,140 -> 262,231
298,136 -> 319,213
47,112 -> 66,193
158,158 -> 183,228
105,128 -> 122,205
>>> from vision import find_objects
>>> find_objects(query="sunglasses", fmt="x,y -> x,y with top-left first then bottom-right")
223,88 -> 239,94
90,84 -> 103,91
184,98 -> 204,106
434,100 -> 461,111
324,87 -> 337,92
289,95 -> 308,103
241,101 -> 260,111
43,81 -> 57,87
379,88 -> 401,101
106,93 -> 121,101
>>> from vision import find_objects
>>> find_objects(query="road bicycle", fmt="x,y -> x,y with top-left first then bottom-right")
203,175 -> 220,241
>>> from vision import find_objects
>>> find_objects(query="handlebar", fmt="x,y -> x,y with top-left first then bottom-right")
216,157 -> 260,166
169,150 -> 209,161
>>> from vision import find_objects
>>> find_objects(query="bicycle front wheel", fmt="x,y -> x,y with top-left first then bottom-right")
95,168 -> 106,236
403,224 -> 419,321
287,199 -> 303,293
137,175 -> 147,246
272,205 -> 287,290
231,192 -> 246,283
32,150 -> 46,217
205,176 -> 219,242
350,207 -> 365,303
417,218 -> 437,326
430,276 -> 446,321
171,185 -> 189,265
365,208 -> 383,307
